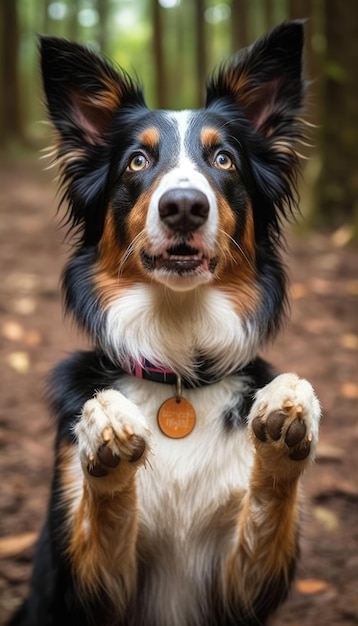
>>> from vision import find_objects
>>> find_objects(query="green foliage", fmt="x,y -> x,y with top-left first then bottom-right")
324,61 -> 347,83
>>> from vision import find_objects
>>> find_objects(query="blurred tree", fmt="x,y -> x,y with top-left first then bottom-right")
97,0 -> 110,54
0,0 -> 22,146
263,0 -> 274,29
315,0 -> 358,230
68,0 -> 80,42
194,0 -> 206,106
231,0 -> 249,50
288,0 -> 309,19
288,0 -> 316,82
288,0 -> 321,129
42,0 -> 52,34
152,0 -> 167,108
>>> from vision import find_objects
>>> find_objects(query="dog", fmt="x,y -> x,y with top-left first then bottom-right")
11,20 -> 321,626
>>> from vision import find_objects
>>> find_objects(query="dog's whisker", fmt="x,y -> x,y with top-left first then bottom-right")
118,244 -> 135,276
219,229 -> 257,274
118,230 -> 146,276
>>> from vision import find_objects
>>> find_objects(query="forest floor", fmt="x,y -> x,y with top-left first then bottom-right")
0,158 -> 357,626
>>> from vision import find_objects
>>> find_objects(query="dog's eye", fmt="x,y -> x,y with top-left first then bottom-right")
213,152 -> 235,171
127,154 -> 150,172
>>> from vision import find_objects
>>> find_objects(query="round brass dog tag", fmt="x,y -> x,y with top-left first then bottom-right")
157,397 -> 196,438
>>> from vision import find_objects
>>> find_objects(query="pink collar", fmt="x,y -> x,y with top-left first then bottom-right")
124,357 -> 179,385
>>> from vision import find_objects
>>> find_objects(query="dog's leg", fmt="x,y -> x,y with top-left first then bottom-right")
61,389 -> 151,611
224,373 -> 320,616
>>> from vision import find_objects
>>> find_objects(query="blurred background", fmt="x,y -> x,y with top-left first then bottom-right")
0,1 -> 357,625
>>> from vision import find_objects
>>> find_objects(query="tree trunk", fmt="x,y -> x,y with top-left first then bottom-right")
288,0 -> 309,20
315,0 -> 358,229
0,0 -> 22,146
263,0 -> 274,30
42,0 -> 52,34
152,0 -> 167,108
68,0 -> 80,42
231,0 -> 249,51
288,0 -> 321,127
194,0 -> 206,107
97,0 -> 110,54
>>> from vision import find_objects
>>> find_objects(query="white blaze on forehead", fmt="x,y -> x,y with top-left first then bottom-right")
145,110 -> 219,252
170,110 -> 192,166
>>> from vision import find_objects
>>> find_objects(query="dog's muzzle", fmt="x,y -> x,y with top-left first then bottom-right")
141,176 -> 218,285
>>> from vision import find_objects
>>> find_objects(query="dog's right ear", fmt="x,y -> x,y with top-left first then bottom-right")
39,36 -> 145,147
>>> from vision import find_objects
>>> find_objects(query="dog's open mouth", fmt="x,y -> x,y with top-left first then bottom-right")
141,244 -> 217,275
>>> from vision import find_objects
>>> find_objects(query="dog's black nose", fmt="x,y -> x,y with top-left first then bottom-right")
158,188 -> 209,233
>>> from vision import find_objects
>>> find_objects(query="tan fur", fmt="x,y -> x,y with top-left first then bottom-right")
223,464 -> 300,609
222,409 -> 307,610
95,207 -> 150,306
224,69 -> 251,101
139,126 -> 160,148
215,199 -> 259,317
88,74 -> 124,112
200,127 -> 222,148
59,443 -> 138,608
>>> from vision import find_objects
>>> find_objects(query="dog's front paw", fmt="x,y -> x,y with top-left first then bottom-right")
75,389 -> 151,491
248,373 -> 321,478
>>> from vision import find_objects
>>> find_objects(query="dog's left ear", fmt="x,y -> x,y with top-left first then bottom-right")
206,20 -> 305,136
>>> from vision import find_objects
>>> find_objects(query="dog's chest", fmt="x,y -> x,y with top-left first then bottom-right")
118,376 -> 252,625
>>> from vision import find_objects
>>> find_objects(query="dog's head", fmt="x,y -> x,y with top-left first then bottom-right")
40,22 -> 307,375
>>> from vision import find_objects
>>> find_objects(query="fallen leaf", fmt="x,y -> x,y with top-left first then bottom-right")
313,505 -> 339,531
315,253 -> 339,271
303,318 -> 336,334
295,579 -> 331,595
4,272 -> 38,293
309,278 -> 332,295
2,321 -> 24,341
290,283 -> 308,299
24,329 -> 42,346
340,333 -> 358,350
316,442 -> 344,462
0,532 -> 38,558
345,280 -> 358,295
6,351 -> 30,374
340,382 -> 358,399
11,297 -> 37,315
331,224 -> 354,248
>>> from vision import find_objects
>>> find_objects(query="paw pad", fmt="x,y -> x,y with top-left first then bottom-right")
98,443 -> 120,467
285,418 -> 306,447
267,410 -> 285,440
86,435 -> 146,478
252,405 -> 312,462
127,435 -> 146,462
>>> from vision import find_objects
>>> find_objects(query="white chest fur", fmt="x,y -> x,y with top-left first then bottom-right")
101,284 -> 260,380
117,375 -> 253,625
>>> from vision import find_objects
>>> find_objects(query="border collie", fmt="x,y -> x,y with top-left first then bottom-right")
11,20 -> 321,626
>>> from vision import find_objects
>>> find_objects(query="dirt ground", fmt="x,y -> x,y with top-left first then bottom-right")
0,158 -> 357,626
